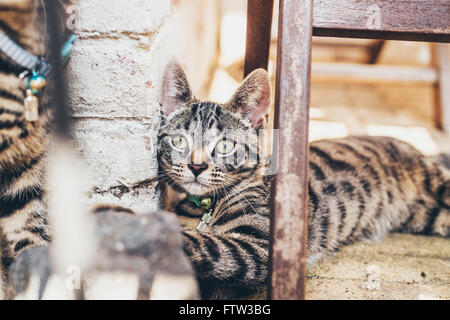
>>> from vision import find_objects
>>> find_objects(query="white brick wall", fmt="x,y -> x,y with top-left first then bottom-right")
75,0 -> 171,35
68,0 -> 220,213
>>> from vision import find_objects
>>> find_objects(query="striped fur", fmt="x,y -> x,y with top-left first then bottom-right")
0,1 -> 75,281
0,1 -> 56,264
158,60 -> 450,299
307,136 -> 450,264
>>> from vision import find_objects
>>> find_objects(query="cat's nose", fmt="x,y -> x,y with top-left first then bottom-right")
188,163 -> 208,177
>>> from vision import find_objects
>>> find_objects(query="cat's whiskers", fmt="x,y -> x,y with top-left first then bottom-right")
222,176 -> 260,215
161,178 -> 178,200
220,183 -> 246,217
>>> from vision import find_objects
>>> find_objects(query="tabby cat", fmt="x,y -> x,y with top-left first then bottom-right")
158,60 -> 450,299
0,0 -> 57,282
0,1 -> 168,300
0,1 -> 98,298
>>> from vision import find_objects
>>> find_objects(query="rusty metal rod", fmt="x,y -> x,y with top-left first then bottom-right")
45,0 -> 72,140
269,0 -> 313,300
244,0 -> 274,77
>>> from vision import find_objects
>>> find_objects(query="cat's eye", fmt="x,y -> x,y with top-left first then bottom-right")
215,139 -> 235,155
171,135 -> 188,151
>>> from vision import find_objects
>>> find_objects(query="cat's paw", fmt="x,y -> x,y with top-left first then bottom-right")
7,210 -> 199,300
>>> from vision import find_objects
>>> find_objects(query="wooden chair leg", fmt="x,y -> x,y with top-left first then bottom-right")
432,44 -> 450,133
269,0 -> 313,300
244,0 -> 274,77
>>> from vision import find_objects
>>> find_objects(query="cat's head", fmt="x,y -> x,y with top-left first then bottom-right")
158,59 -> 271,196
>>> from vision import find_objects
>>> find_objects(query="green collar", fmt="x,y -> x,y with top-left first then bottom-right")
187,194 -> 213,211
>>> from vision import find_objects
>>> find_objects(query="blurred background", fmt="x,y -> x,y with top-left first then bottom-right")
204,0 -> 450,156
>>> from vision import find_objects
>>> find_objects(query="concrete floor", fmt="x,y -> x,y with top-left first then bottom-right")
248,234 -> 449,300
306,234 -> 450,300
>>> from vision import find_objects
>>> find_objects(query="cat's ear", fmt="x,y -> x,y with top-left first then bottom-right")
225,69 -> 271,129
160,59 -> 194,117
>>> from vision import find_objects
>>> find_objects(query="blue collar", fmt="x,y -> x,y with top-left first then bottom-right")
0,30 -> 76,94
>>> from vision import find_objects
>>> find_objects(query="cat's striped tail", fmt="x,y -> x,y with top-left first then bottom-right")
417,154 -> 450,237
430,153 -> 450,236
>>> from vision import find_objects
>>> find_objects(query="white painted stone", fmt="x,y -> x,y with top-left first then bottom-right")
77,0 -> 171,34
84,272 -> 140,300
73,119 -> 158,188
67,37 -> 160,118
74,118 -> 159,213
150,273 -> 199,300
41,275 -> 77,300
87,186 -> 159,215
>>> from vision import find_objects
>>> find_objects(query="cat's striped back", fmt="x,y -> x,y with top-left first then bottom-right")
307,136 -> 449,264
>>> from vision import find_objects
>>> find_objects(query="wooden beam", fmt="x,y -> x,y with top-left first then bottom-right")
432,44 -> 450,133
311,63 -> 438,85
313,0 -> 450,43
269,0 -> 312,300
312,37 -> 379,46
368,40 -> 385,64
244,0 -> 274,77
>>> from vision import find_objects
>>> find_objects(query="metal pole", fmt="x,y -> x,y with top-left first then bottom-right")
44,1 -> 93,300
269,0 -> 313,300
45,0 -> 72,140
244,0 -> 274,77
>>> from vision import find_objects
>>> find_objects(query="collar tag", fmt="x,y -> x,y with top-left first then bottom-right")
196,210 -> 213,233
24,89 -> 38,121
187,195 -> 214,233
